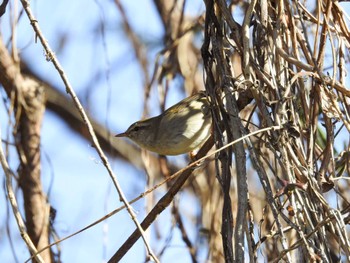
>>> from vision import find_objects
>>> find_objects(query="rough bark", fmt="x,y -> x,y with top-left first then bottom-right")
0,39 -> 51,262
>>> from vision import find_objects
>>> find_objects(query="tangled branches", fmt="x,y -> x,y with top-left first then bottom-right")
201,0 -> 350,261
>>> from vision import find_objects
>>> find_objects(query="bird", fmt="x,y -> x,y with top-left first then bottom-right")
115,91 -> 212,155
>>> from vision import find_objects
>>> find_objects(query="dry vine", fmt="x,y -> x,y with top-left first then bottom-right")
199,0 -> 350,261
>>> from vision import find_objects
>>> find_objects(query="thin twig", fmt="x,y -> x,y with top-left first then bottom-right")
18,0 -> 158,261
0,129 -> 44,263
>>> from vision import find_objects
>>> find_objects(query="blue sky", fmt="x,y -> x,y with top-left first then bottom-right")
1,0 -> 350,262
0,0 -> 206,262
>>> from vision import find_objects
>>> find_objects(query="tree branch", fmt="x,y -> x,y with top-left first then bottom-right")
0,36 -> 51,262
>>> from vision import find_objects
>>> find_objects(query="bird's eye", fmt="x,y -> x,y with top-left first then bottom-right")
132,126 -> 140,132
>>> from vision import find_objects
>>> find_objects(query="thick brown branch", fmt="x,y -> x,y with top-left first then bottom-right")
0,39 -> 51,262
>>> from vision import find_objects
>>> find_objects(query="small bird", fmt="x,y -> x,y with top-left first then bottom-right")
115,91 -> 212,155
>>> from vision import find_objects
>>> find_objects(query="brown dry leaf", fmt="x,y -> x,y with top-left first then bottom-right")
319,85 -> 342,120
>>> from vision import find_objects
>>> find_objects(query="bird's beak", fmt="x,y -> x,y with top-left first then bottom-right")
115,132 -> 127,137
